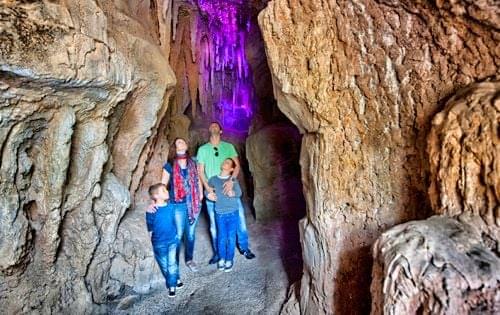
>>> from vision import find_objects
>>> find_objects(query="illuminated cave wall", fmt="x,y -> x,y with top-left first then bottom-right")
169,0 -> 257,133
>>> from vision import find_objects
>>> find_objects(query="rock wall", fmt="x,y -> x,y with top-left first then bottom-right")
371,81 -> 500,314
427,81 -> 500,247
0,0 -> 175,312
259,0 -> 499,313
246,123 -> 304,221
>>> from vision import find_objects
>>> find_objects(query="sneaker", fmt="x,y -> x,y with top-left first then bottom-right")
243,250 -> 256,260
176,280 -> 184,288
186,261 -> 198,272
217,260 -> 225,271
209,255 -> 219,265
168,288 -> 176,297
224,261 -> 233,272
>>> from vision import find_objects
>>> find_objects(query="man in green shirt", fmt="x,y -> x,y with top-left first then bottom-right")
197,122 -> 256,264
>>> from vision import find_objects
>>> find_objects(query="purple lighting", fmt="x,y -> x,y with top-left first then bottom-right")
197,0 -> 255,132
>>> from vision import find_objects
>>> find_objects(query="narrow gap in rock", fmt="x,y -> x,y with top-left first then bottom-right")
112,0 -> 306,313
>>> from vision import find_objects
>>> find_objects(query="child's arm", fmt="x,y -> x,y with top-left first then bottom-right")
145,212 -> 155,232
205,177 -> 217,201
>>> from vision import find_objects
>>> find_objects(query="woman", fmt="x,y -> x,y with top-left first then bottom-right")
162,137 -> 203,272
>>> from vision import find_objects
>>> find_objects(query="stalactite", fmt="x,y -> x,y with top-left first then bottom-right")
190,13 -> 197,63
171,1 -> 180,41
169,0 -> 256,131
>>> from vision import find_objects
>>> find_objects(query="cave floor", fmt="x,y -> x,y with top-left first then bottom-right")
110,205 -> 302,314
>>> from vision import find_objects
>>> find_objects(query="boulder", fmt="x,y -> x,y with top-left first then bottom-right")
246,123 -> 305,221
371,81 -> 500,314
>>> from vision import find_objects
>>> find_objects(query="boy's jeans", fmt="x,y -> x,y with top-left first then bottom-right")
152,242 -> 178,289
173,202 -> 200,262
206,199 -> 249,256
215,211 -> 238,263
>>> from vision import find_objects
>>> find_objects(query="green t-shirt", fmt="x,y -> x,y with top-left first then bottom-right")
196,141 -> 238,179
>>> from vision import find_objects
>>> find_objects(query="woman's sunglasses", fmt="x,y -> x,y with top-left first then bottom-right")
214,147 -> 219,157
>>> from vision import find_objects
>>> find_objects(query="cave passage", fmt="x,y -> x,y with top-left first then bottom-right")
113,0 -> 307,313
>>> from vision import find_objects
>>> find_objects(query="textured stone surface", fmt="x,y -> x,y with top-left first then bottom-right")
259,0 -> 499,313
109,214 -> 296,315
428,81 -> 500,247
0,0 -> 174,312
246,123 -> 305,221
371,215 -> 500,314
371,81 -> 500,315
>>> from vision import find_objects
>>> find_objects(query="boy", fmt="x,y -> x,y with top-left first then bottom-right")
146,183 -> 182,297
206,158 -> 242,272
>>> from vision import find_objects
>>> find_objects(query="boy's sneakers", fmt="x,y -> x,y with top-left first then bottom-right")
176,280 -> 184,288
168,288 -> 176,297
224,261 -> 233,272
186,261 -> 198,272
242,250 -> 256,260
209,255 -> 219,265
217,260 -> 225,271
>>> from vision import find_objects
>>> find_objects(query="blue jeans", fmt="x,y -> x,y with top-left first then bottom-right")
215,211 -> 238,263
206,199 -> 250,256
173,203 -> 200,262
152,242 -> 178,289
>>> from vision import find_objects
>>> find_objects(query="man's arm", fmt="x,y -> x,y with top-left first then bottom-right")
223,155 -> 240,195
231,156 -> 241,179
198,163 -> 213,192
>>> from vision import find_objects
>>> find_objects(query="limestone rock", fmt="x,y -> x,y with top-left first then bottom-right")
427,81 -> 500,247
371,215 -> 500,314
116,295 -> 139,310
259,0 -> 499,313
246,123 -> 305,221
371,81 -> 500,314
0,0 -> 174,312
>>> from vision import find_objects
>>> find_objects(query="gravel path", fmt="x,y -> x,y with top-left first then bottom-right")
110,211 -> 302,315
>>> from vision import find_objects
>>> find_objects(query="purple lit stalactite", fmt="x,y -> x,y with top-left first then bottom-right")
197,0 -> 254,132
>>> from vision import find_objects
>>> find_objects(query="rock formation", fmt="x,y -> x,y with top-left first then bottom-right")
1,0 -> 499,313
246,122 -> 304,221
0,0 -> 174,312
259,0 -> 499,313
371,81 -> 500,314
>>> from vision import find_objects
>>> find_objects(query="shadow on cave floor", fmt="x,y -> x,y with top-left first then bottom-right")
110,201 -> 302,314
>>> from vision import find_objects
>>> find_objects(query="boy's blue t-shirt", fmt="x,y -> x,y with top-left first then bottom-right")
145,203 -> 177,245
163,162 -> 188,203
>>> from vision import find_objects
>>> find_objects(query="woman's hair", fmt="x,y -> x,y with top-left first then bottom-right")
167,137 -> 190,164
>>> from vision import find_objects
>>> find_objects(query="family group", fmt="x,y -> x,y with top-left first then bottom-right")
145,122 -> 256,296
